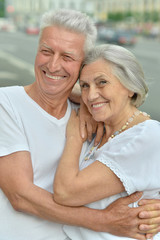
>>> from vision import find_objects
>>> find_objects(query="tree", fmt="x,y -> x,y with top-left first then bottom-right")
0,0 -> 5,17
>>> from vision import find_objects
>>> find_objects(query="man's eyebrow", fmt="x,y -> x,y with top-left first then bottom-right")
39,44 -> 82,60
64,51 -> 79,58
40,43 -> 52,50
64,51 -> 78,55
64,51 -> 83,61
40,44 -> 76,55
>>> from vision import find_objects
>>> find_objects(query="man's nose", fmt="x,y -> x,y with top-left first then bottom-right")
47,54 -> 61,72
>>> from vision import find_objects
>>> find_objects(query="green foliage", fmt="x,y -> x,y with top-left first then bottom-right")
0,0 -> 5,17
151,11 -> 159,22
107,10 -> 160,22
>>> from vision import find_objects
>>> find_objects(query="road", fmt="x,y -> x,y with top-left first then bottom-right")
0,31 -> 160,121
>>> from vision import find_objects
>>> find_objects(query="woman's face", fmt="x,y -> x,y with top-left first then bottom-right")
80,59 -> 133,123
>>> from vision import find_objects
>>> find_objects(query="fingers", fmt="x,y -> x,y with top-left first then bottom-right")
139,199 -> 160,220
145,233 -> 154,239
133,233 -> 148,240
79,119 -> 93,142
86,122 -> 93,142
94,122 -> 104,146
79,117 -> 97,142
139,199 -> 160,209
145,232 -> 160,240
139,223 -> 159,232
118,192 -> 143,205
138,214 -> 160,237
139,210 -> 160,219
138,216 -> 160,234
79,119 -> 87,139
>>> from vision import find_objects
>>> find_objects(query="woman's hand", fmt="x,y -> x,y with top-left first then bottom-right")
66,110 -> 83,143
79,100 -> 104,146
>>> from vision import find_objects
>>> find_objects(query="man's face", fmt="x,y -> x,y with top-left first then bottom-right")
34,26 -> 85,99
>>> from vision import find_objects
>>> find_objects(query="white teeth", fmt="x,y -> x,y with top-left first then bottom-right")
46,73 -> 64,80
92,103 -> 105,108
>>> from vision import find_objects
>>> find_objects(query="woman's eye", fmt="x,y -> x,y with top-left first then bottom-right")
80,83 -> 89,89
98,80 -> 107,86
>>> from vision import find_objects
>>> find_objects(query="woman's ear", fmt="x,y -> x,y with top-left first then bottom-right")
128,90 -> 134,98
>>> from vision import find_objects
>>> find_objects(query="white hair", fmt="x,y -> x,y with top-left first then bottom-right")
82,44 -> 148,107
39,9 -> 97,54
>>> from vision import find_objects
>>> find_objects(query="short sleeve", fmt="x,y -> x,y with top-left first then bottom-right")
95,121 -> 160,194
0,92 -> 30,156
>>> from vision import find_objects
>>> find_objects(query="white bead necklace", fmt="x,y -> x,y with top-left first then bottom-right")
84,110 -> 150,161
108,110 -> 149,141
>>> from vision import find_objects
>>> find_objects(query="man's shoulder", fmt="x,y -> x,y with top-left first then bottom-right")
0,85 -> 22,95
0,86 -> 23,104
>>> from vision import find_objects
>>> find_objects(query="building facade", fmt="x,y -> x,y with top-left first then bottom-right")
5,0 -> 160,24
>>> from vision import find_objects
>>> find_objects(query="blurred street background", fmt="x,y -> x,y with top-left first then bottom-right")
0,0 -> 160,120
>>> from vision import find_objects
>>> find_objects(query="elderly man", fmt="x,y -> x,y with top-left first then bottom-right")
0,9 -> 159,240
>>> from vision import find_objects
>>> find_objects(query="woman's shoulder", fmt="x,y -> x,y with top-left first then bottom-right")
131,119 -> 160,139
119,119 -> 160,141
97,119 -> 160,156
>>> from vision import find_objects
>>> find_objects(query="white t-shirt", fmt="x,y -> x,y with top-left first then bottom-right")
0,86 -> 89,240
63,120 -> 160,240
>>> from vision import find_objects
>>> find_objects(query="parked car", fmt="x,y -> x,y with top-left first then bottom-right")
112,30 -> 137,46
98,27 -> 136,46
0,18 -> 17,32
98,27 -> 115,42
25,25 -> 39,35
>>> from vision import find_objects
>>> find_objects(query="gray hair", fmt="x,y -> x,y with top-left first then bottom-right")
82,44 -> 148,107
39,9 -> 97,54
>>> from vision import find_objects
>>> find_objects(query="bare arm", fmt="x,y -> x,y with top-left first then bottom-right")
0,150 -> 105,227
54,111 -> 160,238
1,152 -> 159,240
54,110 -> 124,206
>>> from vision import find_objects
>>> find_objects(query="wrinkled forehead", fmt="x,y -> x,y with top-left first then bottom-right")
39,26 -> 85,57
80,59 -> 113,79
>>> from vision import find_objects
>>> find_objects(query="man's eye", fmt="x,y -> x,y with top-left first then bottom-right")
63,55 -> 73,61
41,49 -> 50,55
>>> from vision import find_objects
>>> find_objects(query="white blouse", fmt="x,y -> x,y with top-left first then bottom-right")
64,120 -> 160,240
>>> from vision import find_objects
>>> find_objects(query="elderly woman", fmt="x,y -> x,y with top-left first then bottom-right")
54,44 -> 160,240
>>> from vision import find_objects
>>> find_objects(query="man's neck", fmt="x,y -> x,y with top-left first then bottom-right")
24,84 -> 69,119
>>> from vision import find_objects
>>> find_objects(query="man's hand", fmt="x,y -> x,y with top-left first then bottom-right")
98,192 -> 159,240
79,100 -> 104,145
138,198 -> 160,239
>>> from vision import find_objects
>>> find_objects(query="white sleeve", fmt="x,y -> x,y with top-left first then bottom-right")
0,94 -> 30,156
95,121 -> 160,194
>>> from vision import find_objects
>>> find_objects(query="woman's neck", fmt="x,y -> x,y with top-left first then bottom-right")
99,108 -> 150,147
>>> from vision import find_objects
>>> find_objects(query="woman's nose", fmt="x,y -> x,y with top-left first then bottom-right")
88,87 -> 99,101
